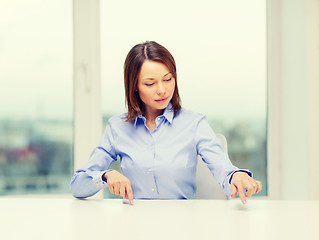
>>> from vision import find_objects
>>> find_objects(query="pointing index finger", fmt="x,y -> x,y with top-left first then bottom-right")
237,185 -> 247,205
126,184 -> 134,205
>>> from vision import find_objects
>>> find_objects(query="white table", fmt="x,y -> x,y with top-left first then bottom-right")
0,198 -> 318,240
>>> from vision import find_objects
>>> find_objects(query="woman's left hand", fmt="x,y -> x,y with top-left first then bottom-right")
230,171 -> 262,204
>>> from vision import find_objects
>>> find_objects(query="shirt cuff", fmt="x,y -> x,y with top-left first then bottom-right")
87,170 -> 108,188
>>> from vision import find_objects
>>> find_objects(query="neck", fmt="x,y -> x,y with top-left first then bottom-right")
145,109 -> 164,123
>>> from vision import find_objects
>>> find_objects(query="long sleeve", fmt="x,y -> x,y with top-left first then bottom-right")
70,122 -> 118,198
194,116 -> 251,197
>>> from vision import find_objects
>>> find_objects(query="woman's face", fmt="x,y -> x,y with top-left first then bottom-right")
137,60 -> 175,118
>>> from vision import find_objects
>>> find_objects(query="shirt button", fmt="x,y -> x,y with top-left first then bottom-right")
148,168 -> 152,172
151,188 -> 155,191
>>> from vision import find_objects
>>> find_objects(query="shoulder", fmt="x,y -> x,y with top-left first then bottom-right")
173,108 -> 206,125
102,113 -> 134,138
175,108 -> 205,120
107,113 -> 132,127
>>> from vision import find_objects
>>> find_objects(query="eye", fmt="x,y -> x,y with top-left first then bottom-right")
164,78 -> 172,82
145,83 -> 154,86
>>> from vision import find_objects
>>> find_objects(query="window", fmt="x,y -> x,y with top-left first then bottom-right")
100,0 -> 267,197
0,0 -> 73,195
0,0 -> 266,197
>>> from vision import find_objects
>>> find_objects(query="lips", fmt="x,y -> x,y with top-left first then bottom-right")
155,97 -> 168,103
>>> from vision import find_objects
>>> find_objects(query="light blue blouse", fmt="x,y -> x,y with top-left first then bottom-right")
70,103 -> 251,199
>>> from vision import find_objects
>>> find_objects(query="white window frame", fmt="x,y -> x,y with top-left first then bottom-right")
267,0 -> 282,200
267,0 -> 319,200
73,0 -> 103,198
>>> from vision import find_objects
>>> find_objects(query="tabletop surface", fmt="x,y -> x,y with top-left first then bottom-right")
0,198 -> 318,240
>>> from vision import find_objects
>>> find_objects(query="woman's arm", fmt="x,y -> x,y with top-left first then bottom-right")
195,116 -> 262,202
70,123 -> 117,198
70,169 -> 107,198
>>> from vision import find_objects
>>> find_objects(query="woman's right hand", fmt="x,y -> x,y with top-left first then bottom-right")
103,170 -> 134,204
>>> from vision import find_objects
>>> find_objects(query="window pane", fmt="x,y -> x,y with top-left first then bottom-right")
0,0 -> 73,195
101,0 -> 267,197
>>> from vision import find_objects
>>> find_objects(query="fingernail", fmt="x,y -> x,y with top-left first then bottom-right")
130,200 -> 133,205
243,200 -> 247,204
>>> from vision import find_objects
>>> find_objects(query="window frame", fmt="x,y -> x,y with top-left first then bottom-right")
73,0 -> 103,198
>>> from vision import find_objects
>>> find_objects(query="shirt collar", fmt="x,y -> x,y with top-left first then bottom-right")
133,102 -> 174,127
134,114 -> 145,128
162,102 -> 174,124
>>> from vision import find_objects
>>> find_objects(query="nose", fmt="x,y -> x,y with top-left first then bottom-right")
157,82 -> 165,96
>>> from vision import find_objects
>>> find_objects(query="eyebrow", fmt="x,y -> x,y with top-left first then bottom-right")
142,72 -> 172,81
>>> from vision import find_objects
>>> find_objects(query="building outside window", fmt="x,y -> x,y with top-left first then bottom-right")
0,0 -> 73,195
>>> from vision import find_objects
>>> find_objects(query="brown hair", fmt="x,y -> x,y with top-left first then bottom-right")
124,41 -> 181,122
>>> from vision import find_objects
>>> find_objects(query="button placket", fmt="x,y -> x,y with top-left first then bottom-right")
150,134 -> 158,196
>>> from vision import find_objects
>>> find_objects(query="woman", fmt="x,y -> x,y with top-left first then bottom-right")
70,41 -> 262,205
